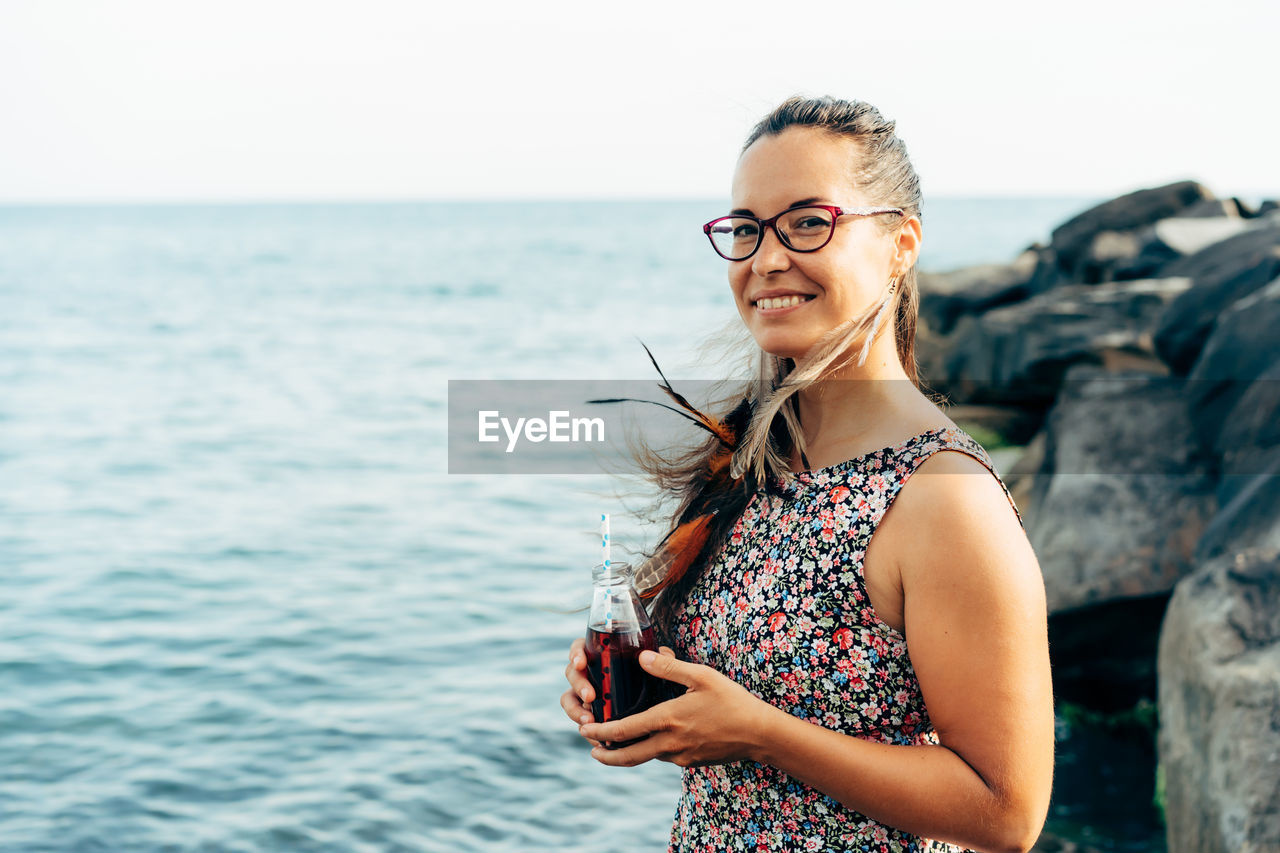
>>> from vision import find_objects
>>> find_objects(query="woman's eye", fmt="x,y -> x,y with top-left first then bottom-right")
733,224 -> 759,239
793,217 -> 829,230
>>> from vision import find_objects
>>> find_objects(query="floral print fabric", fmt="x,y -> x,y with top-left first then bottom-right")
669,426 -> 1023,852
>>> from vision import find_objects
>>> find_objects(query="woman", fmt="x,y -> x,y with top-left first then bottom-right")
560,96 -> 1054,853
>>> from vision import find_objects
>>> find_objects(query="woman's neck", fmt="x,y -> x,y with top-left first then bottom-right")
790,335 -> 933,463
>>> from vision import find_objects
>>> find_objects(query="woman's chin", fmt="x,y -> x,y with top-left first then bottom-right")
749,333 -> 814,362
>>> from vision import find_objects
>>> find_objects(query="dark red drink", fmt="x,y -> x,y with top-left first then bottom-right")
584,625 -> 663,748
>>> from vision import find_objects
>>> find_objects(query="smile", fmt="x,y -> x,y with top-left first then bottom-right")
753,294 -> 816,312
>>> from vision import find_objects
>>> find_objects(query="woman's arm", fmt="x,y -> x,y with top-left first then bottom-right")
581,450 -> 1054,853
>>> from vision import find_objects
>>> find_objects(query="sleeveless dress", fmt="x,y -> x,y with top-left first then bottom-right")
668,426 -> 1024,853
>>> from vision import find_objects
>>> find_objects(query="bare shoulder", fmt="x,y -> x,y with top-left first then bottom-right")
893,447 -> 1026,548
889,444 -> 1045,662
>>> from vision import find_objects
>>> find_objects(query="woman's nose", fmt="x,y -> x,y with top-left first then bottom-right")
750,225 -> 791,276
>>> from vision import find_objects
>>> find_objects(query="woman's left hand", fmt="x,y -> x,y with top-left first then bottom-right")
578,647 -> 772,768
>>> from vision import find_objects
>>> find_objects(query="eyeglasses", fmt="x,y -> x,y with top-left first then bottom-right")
702,204 -> 903,261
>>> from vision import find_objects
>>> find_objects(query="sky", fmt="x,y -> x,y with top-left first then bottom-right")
1,0 -> 1276,204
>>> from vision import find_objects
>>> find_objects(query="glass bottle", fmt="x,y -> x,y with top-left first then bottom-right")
584,561 -> 663,742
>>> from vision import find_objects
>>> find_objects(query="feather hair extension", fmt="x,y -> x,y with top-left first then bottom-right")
587,344 -> 753,599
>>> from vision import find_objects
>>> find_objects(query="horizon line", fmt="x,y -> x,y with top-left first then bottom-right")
0,185 -> 1275,208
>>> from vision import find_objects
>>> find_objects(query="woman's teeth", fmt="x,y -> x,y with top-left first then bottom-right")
756,295 -> 813,310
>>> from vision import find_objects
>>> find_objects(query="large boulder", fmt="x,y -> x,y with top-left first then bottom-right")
918,249 -> 1038,334
1185,275 -> 1280,457
1195,446 -> 1280,563
1150,216 -> 1255,257
1213,358 -> 1280,478
1157,549 -> 1280,853
1085,217 -> 1255,284
938,277 -> 1190,406
1037,181 -> 1214,289
1028,364 -> 1217,615
1152,223 -> 1280,373
1174,198 -> 1247,218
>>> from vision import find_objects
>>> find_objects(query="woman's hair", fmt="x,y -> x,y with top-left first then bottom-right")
635,95 -> 925,647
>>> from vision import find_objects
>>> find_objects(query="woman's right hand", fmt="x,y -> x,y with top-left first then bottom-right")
561,638 -> 602,747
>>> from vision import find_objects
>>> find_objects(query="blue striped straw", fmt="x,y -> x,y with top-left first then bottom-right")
601,513 -> 613,631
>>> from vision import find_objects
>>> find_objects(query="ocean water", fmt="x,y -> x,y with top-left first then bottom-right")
0,198 -> 1095,851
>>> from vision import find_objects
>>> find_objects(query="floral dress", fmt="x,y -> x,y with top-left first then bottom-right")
669,426 -> 1024,852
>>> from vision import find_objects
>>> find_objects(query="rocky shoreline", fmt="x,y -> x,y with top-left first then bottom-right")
916,181 -> 1280,853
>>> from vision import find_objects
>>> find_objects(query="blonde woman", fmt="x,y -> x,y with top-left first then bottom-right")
561,96 -> 1054,853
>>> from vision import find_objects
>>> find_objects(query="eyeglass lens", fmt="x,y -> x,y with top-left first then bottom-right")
708,206 -> 836,260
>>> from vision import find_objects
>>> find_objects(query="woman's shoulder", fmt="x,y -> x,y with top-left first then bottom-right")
893,425 -> 1026,533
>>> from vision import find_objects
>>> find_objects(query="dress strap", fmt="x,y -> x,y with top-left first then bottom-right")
904,428 -> 1025,529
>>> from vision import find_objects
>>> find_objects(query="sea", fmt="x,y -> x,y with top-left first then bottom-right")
0,198 -> 1104,851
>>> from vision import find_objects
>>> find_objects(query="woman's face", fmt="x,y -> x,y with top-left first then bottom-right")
727,126 -> 917,361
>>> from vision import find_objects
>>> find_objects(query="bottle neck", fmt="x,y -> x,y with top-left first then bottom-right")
591,561 -> 634,587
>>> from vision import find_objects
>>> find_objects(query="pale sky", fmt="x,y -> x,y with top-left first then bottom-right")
1,0 -> 1276,203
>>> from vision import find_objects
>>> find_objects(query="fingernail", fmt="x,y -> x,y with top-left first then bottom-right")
640,650 -> 656,665
579,713 -> 591,724
580,690 -> 589,702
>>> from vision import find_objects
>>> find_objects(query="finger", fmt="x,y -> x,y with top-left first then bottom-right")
560,690 -> 595,725
567,638 -> 585,662
563,676 -> 596,717
580,704 -> 666,745
563,661 -> 596,705
638,649 -> 703,688
559,688 -> 597,728
657,645 -> 676,658
589,733 -> 671,768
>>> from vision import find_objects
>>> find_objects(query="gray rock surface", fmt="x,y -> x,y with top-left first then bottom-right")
938,277 -> 1190,405
1214,359 -> 1280,478
1153,224 -> 1280,373
1153,216 -> 1253,256
1174,198 -> 1246,218
1157,549 -> 1280,853
1185,275 -> 1280,457
918,250 -> 1038,334
1045,181 -> 1213,286
1027,365 -> 1217,614
1196,446 -> 1280,563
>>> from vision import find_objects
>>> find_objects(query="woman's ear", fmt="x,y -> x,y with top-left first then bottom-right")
893,215 -> 923,276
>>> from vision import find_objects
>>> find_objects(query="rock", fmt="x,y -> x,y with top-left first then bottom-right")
917,249 -> 1038,334
1003,430 -> 1046,521
1044,181 -> 1214,287
1152,223 -> 1280,373
1152,216 -> 1254,256
1027,365 -> 1217,615
1174,198 -> 1245,218
1098,217 -> 1253,283
1076,230 -> 1144,284
1213,359 -> 1280,478
939,277 -> 1191,405
1157,549 -> 1280,853
1185,275 -> 1280,455
1196,448 -> 1280,563
1258,199 -> 1279,216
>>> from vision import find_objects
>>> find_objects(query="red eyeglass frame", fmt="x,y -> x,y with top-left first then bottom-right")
702,204 -> 904,261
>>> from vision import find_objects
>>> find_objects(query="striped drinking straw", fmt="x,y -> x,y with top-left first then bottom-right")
600,513 -> 612,632
600,513 -> 614,720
